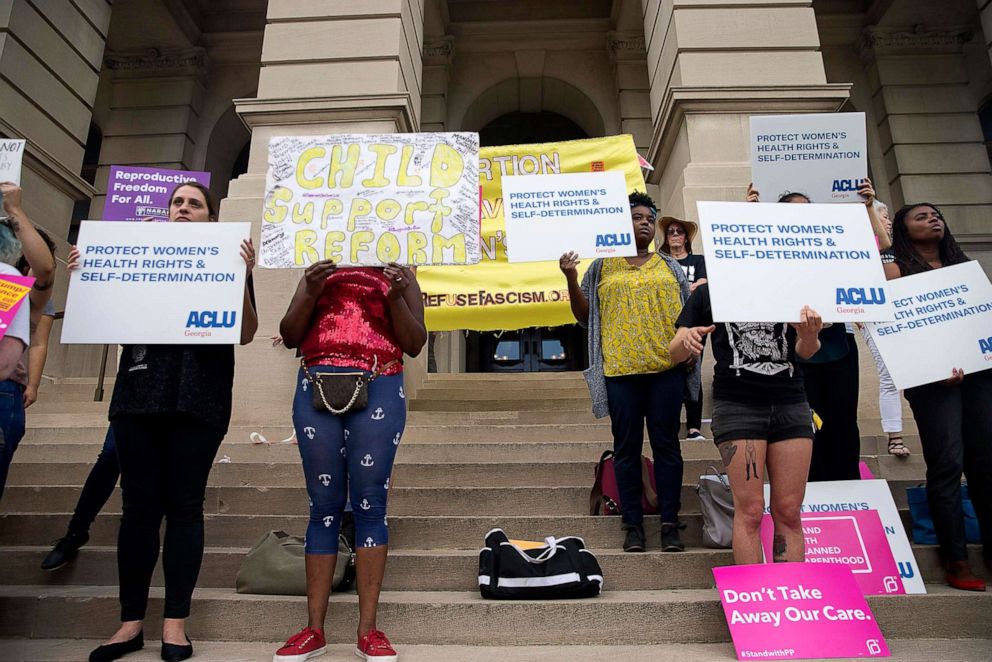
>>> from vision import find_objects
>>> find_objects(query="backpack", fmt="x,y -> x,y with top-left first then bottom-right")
589,450 -> 658,516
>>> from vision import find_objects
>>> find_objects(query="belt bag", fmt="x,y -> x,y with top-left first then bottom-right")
302,357 -> 399,415
478,528 -> 604,600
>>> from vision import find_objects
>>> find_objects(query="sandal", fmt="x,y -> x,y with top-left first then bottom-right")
887,435 -> 910,458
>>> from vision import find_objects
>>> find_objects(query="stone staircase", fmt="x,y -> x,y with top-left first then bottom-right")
2,372 -> 991,661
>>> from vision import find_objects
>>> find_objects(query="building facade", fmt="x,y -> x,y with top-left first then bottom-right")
3,0 -> 992,414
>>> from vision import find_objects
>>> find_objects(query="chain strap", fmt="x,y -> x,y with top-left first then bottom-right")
302,356 -> 401,415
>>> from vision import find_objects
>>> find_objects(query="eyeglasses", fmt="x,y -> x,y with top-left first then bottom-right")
667,226 -> 686,236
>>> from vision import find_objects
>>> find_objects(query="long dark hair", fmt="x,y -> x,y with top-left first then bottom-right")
168,181 -> 218,221
890,203 -> 969,275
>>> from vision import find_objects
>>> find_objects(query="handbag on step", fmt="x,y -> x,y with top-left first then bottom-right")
907,483 -> 982,545
478,528 -> 603,599
236,527 -> 356,595
589,450 -> 658,516
697,466 -> 734,549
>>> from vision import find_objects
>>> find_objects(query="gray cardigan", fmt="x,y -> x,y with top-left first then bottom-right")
579,252 -> 700,419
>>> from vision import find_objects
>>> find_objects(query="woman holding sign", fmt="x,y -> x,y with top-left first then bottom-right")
884,203 -> 992,592
86,182 -> 257,662
560,191 -> 697,554
274,258 -> 426,662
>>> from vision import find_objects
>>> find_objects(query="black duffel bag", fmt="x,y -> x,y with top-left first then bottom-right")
478,528 -> 604,599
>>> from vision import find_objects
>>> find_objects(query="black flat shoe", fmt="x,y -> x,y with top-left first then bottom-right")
89,631 -> 143,662
161,635 -> 193,661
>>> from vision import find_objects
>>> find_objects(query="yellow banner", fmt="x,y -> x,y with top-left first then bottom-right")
419,134 -> 646,331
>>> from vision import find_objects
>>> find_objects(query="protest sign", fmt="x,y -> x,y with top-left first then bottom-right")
261,133 -> 480,267
865,260 -> 992,389
502,171 -> 635,262
760,510 -> 904,596
750,113 -> 867,203
697,201 -> 893,323
62,221 -> 249,344
764,479 -> 924,594
418,134 -> 646,331
0,139 -> 27,185
103,166 -> 211,221
0,274 -> 34,339
714,563 -> 890,660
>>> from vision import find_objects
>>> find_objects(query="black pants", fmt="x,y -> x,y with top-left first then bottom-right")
683,383 -> 703,432
113,413 -> 223,621
67,428 -> 120,536
905,371 -> 992,563
805,334 -> 861,482
605,369 -> 685,525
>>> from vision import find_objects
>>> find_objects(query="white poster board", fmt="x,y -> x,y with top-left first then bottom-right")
697,201 -> 893,322
750,113 -> 867,203
261,133 -> 481,267
502,172 -> 635,262
62,221 -> 250,344
0,139 -> 27,185
764,479 -> 925,594
865,261 -> 992,389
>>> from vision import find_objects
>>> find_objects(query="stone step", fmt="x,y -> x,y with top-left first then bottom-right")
2,585 -> 989,643
409,398 -> 596,412
413,386 -> 592,400
5,639 -> 992,662
2,544 -> 982,592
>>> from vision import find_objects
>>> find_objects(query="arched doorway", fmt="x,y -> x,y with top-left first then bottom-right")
467,110 -> 591,372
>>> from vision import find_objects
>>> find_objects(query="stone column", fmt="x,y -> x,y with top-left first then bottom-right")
641,0 -> 850,223
223,1 -> 427,425
608,32 -> 653,156
422,37 -> 454,132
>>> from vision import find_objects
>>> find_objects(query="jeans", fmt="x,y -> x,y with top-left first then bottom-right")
113,413 -> 223,621
905,370 -> 992,562
805,334 -> 862,482
67,428 -> 120,536
605,368 -> 685,525
0,379 -> 26,502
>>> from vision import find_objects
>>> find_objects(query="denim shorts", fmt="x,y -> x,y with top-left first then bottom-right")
710,399 -> 814,445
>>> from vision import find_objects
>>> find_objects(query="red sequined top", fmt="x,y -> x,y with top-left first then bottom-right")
301,268 -> 403,375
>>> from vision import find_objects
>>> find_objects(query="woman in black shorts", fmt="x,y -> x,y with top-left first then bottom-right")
671,284 -> 823,564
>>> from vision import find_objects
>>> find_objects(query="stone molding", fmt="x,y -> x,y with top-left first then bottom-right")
104,47 -> 208,77
423,36 -> 455,67
860,25 -> 973,63
608,31 -> 646,61
234,93 -> 419,134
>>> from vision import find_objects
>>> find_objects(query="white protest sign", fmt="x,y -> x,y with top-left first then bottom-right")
261,133 -> 480,267
697,201 -> 893,323
62,221 -> 250,344
751,113 -> 867,203
865,261 -> 992,389
0,139 -> 27,185
764,479 -> 925,594
502,172 -> 635,263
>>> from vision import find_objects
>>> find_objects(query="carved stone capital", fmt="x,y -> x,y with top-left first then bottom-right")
608,31 -> 646,62
104,47 -> 208,77
423,37 -> 455,66
860,25 -> 973,63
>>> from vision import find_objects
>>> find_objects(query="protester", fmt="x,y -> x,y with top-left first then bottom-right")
19,229 -> 58,409
884,203 -> 992,592
274,257 -> 426,662
84,182 -> 257,662
660,216 -> 707,440
560,191 -> 697,553
671,285 -> 823,564
0,182 -> 56,500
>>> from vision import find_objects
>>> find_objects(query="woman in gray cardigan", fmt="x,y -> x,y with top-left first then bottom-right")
560,191 -> 698,553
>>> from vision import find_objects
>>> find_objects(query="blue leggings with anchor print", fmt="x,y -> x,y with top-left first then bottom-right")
293,366 -> 406,554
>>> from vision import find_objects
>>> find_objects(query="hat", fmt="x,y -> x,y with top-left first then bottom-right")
659,216 -> 698,254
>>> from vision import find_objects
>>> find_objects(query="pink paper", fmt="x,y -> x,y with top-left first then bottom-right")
0,274 -> 34,339
714,562 -> 890,660
760,509 -> 904,596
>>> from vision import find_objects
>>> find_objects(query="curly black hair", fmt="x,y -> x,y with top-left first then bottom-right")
777,192 -> 811,203
890,203 -> 969,276
16,227 -> 56,276
629,190 -> 657,214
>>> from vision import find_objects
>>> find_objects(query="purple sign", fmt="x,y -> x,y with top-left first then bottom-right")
103,166 -> 211,221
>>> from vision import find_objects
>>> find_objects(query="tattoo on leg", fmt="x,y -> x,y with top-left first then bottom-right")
718,441 -> 737,468
773,534 -> 787,561
745,440 -> 759,480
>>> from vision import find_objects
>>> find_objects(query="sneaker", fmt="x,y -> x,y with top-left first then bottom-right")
41,531 -> 89,571
274,627 -> 326,662
685,430 -> 707,441
622,524 -> 646,553
356,630 -> 398,661
661,522 -> 686,552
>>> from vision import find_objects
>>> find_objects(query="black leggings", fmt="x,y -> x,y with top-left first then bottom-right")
112,413 -> 223,621
805,334 -> 861,482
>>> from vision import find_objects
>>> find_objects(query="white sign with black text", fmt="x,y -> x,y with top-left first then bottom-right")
0,139 -> 26,185
62,221 -> 250,344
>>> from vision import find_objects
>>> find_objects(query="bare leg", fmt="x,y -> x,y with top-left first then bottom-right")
718,439 -> 769,565
766,438 -> 813,562
162,618 -> 187,645
305,553 -> 338,631
355,545 -> 388,638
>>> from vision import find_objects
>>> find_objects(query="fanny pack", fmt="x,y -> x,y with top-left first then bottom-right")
301,357 -> 399,415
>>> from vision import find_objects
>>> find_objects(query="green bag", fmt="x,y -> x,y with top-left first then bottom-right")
236,530 -> 355,595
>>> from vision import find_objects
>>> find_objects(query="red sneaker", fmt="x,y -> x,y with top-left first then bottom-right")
273,626 -> 326,662
356,630 -> 398,661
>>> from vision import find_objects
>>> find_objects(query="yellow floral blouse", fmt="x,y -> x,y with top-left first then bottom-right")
598,254 -> 682,377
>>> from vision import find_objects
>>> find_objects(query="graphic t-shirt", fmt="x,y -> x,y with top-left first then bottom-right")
676,284 -> 807,405
676,254 -> 707,284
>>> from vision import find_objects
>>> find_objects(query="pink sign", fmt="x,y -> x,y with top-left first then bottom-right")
0,274 -> 34,339
760,509 -> 904,596
714,563 -> 890,660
